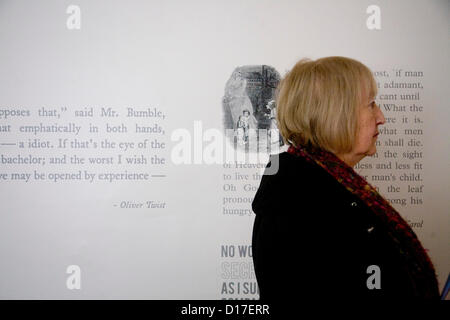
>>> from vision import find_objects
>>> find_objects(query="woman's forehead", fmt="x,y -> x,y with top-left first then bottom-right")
361,80 -> 376,100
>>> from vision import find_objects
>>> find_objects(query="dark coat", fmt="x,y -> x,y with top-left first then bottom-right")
251,151 -> 429,300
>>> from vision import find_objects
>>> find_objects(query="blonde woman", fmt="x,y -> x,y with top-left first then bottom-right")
251,56 -> 439,300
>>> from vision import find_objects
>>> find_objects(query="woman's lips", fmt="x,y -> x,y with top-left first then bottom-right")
373,132 -> 379,137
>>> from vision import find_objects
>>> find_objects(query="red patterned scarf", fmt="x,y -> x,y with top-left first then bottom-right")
287,143 -> 439,298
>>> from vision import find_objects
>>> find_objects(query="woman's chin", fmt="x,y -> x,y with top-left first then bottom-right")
366,147 -> 377,156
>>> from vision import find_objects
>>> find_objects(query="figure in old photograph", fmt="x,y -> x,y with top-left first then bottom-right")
236,109 -> 258,145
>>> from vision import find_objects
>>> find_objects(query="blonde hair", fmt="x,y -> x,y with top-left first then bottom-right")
276,56 -> 377,154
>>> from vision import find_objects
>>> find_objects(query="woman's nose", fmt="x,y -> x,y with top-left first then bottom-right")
376,104 -> 386,125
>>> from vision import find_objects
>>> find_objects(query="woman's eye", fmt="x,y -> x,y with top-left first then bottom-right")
370,101 -> 376,108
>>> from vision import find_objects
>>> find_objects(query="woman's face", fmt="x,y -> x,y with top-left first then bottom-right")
353,97 -> 385,157
337,95 -> 385,167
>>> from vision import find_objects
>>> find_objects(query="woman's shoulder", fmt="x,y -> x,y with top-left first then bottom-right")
260,151 -> 362,209
266,151 -> 339,186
